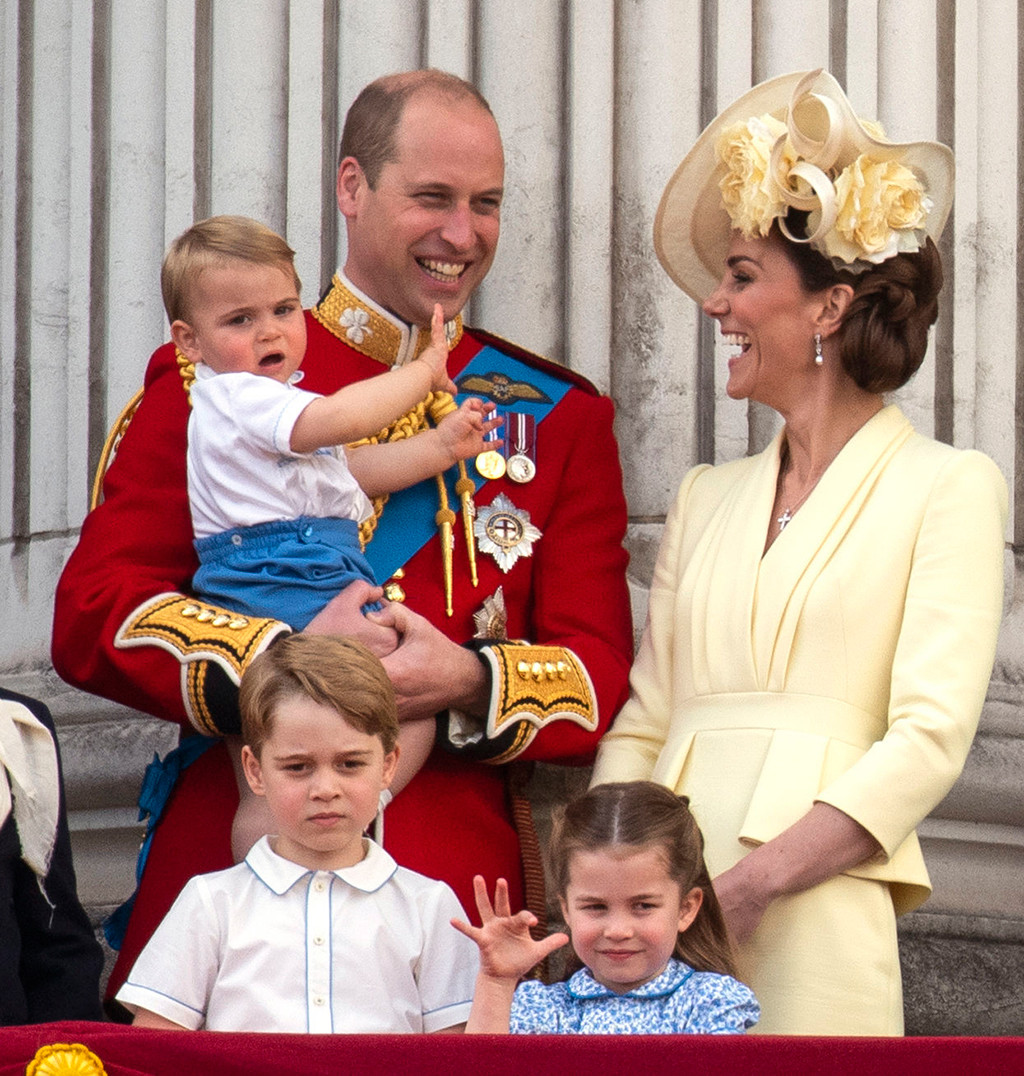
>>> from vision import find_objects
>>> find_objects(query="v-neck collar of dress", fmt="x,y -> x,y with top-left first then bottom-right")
690,405 -> 913,692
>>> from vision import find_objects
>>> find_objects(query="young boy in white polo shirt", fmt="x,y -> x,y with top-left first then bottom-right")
115,634 -> 478,1033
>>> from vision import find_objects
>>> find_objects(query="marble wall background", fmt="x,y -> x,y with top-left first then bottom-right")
2,0 -> 1021,1032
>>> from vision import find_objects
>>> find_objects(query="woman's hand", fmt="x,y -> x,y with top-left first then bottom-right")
711,803 -> 883,946
711,858 -> 775,945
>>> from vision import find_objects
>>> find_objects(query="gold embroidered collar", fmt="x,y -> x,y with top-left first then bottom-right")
312,273 -> 464,368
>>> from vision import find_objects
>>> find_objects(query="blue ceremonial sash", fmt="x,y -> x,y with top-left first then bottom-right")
104,733 -> 217,949
363,345 -> 571,581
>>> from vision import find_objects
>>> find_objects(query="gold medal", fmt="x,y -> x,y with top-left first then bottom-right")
476,449 -> 506,480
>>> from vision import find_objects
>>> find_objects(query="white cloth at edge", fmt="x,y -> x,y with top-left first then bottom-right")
187,365 -> 373,539
115,835 -> 477,1033
0,699 -> 59,881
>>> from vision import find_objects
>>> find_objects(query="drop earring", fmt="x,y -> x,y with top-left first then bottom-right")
814,333 -> 823,366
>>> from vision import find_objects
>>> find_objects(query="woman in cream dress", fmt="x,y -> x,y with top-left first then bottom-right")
591,71 -> 1007,1035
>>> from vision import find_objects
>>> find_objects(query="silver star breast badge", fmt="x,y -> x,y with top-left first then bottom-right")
473,493 -> 542,573
473,586 -> 509,639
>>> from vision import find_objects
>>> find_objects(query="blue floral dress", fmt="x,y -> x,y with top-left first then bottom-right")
509,959 -> 759,1034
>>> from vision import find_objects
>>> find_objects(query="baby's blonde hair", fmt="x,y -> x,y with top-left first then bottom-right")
161,215 -> 301,324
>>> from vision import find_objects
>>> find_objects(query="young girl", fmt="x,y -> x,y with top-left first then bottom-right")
452,781 -> 759,1034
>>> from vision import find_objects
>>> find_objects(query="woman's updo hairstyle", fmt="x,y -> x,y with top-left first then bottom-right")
779,210 -> 944,394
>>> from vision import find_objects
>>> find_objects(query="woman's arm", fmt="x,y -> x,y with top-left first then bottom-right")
712,802 -> 881,943
592,466 -> 709,784
719,450 -> 1007,941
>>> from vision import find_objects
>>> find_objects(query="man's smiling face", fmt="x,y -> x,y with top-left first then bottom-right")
338,91 -> 505,326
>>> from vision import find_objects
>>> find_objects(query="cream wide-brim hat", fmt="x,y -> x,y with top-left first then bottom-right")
653,69 -> 955,304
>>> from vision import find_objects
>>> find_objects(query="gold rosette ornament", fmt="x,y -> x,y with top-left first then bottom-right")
27,1044 -> 108,1076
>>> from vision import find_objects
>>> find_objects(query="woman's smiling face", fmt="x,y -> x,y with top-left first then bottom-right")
702,230 -> 825,409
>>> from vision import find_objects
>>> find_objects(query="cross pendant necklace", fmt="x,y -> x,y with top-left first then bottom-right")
777,483 -> 817,531
776,447 -> 823,532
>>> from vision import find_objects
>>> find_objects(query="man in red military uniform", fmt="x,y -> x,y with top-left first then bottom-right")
52,69 -> 632,1007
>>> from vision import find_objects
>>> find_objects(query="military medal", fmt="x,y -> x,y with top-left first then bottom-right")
476,417 -> 506,479
505,412 -> 537,483
473,586 -> 509,639
476,450 -> 506,479
474,493 -> 541,572
506,454 -> 535,483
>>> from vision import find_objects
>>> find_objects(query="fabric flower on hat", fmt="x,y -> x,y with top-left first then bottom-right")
717,115 -> 792,237
823,156 -> 930,265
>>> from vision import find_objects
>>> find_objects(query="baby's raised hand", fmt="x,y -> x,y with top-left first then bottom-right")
416,304 -> 457,395
451,876 -> 568,982
438,398 -> 503,464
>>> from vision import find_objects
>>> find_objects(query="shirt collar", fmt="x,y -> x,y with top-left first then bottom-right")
311,271 -> 464,369
192,364 -> 303,385
566,958 -> 694,1000
244,835 -> 399,895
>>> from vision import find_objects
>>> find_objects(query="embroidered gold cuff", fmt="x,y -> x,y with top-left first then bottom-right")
476,643 -> 598,764
114,593 -> 289,735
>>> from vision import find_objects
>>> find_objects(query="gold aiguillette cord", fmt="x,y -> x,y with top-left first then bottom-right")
435,475 -> 456,616
454,464 -> 479,587
427,394 -> 479,611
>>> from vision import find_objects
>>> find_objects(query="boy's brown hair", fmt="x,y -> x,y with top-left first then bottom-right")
161,214 -> 301,324
240,634 -> 398,757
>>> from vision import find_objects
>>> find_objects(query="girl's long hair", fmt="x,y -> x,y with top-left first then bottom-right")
549,781 -> 739,978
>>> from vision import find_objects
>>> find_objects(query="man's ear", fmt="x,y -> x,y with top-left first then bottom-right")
241,745 -> 265,796
336,157 -> 367,218
170,319 -> 200,363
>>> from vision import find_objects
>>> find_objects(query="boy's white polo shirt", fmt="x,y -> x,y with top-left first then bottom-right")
116,836 -> 477,1033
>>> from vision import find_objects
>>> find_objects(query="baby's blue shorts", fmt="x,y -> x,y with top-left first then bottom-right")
193,516 -> 379,630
